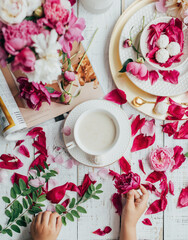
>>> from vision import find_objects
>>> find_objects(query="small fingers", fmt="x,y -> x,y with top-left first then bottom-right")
49,212 -> 60,227
140,185 -> 149,200
35,212 -> 43,225
41,211 -> 51,226
133,190 -> 141,200
56,216 -> 63,231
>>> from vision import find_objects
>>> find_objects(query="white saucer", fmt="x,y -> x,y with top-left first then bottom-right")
63,100 -> 131,168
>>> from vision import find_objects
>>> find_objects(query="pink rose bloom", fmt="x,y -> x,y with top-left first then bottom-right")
11,47 -> 36,73
114,172 -> 141,194
2,20 -> 38,55
149,147 -> 175,172
60,92 -> 72,104
59,9 -> 86,57
126,62 -> 149,81
0,46 -> 7,67
64,71 -> 75,82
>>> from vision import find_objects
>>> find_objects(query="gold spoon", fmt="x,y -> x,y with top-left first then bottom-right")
132,96 -> 188,107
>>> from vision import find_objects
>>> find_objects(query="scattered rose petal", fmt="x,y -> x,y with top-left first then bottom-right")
145,197 -> 167,215
54,154 -> 64,165
119,157 -> 131,173
131,134 -> 155,152
162,121 -> 179,137
29,177 -> 45,188
28,169 -> 37,178
62,198 -> 70,208
27,127 -> 43,138
171,146 -> 186,172
131,115 -> 145,136
104,89 -> 127,105
138,160 -> 146,174
89,171 -> 98,181
159,70 -> 179,85
78,174 -> 96,197
149,70 -> 159,85
97,168 -> 108,179
109,170 -> 120,179
62,126 -> 71,136
126,62 -> 149,81
48,178 -> 58,191
0,154 -> 23,170
156,97 -> 166,104
14,140 -> 24,149
142,218 -> 152,226
46,204 -> 56,212
167,99 -> 186,120
177,187 -> 188,208
142,183 -> 160,197
0,169 -> 8,183
64,158 -> 75,169
53,167 -> 60,174
173,120 -> 188,139
146,171 -> 165,183
93,226 -> 112,236
29,154 -> 47,170
11,173 -> 28,185
140,119 -> 155,137
18,145 -> 30,158
169,180 -> 174,195
32,141 -> 48,156
111,193 -> 122,215
46,154 -> 55,164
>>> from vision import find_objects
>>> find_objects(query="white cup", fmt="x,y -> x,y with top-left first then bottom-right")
80,0 -> 114,14
66,109 -> 120,161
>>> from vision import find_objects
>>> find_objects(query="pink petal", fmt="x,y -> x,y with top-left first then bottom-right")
145,197 -> 167,215
53,167 -> 60,174
64,158 -> 74,169
14,140 -> 24,149
89,171 -> 98,181
111,193 -> 122,215
149,70 -> 159,85
62,126 -> 71,136
97,168 -> 108,179
177,187 -> 188,208
131,115 -> 146,136
167,100 -> 185,120
131,134 -> 155,152
142,218 -> 152,226
109,170 -> 120,179
173,121 -> 188,139
156,0 -> 167,13
159,70 -> 180,85
46,154 -> 55,164
29,177 -> 45,188
162,121 -> 179,137
142,183 -> 161,197
11,173 -> 28,185
28,169 -> 37,177
46,204 -> 56,212
93,226 -> 112,236
171,146 -> 186,172
140,119 -> 155,137
104,89 -> 127,105
18,145 -> 30,158
48,178 -> 58,191
138,159 -> 146,174
27,127 -> 43,138
119,157 -> 131,173
169,180 -> 174,195
54,154 -> 64,164
0,154 -> 23,170
146,171 -> 165,183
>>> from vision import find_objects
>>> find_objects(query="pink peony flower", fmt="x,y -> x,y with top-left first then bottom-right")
11,47 -> 36,73
0,46 -> 7,67
149,147 -> 174,172
58,9 -> 86,57
114,172 -> 141,194
126,62 -> 149,81
149,70 -> 159,85
2,20 -> 39,55
64,71 -> 75,82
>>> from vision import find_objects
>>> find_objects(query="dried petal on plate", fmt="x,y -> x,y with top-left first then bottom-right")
142,218 -> 152,226
11,173 -> 28,185
131,134 -> 155,152
177,187 -> 188,208
138,160 -> 146,174
131,115 -> 145,136
146,171 -> 165,183
109,170 -> 120,180
159,70 -> 179,84
119,157 -> 131,173
161,121 -> 179,137
78,174 -> 96,197
27,127 -> 43,138
104,89 -> 127,105
0,154 -> 23,170
149,70 -> 159,85
93,226 -> 112,236
169,180 -> 174,195
171,146 -> 186,172
97,168 -> 109,179
111,193 -> 122,215
62,126 -> 71,136
18,145 -> 30,158
14,140 -> 24,149
140,119 -> 155,137
174,120 -> 188,139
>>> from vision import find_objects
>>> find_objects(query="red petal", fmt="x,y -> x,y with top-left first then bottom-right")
171,146 -> 186,172
167,103 -> 185,120
138,159 -> 146,174
173,120 -> 188,139
29,154 -> 47,170
131,134 -> 155,152
109,170 -> 120,180
159,70 -> 179,84
27,127 -> 43,138
18,145 -> 30,158
37,131 -> 46,148
145,197 -> 167,215
0,154 -> 23,170
104,89 -> 127,105
111,193 -> 122,215
119,157 -> 131,173
131,115 -> 145,136
149,70 -> 159,85
93,226 -> 112,236
46,183 -> 68,203
142,218 -> 152,226
146,171 -> 165,183
11,173 -> 28,185
78,174 -> 96,197
156,96 -> 166,104
142,183 -> 160,197
140,119 -> 155,137
14,140 -> 24,148
162,121 -> 179,137
169,180 -> 174,195
177,186 -> 188,208
61,198 -> 70,208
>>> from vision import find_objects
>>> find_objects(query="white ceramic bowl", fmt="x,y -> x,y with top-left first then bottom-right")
140,16 -> 188,71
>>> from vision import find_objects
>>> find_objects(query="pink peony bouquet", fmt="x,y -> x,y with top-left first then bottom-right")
0,0 -> 86,109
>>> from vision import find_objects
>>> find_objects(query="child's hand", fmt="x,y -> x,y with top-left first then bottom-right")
30,211 -> 62,240
121,185 -> 149,229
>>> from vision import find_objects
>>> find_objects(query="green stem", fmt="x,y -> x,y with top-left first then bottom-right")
62,51 -> 80,65
5,195 -> 21,210
76,28 -> 98,72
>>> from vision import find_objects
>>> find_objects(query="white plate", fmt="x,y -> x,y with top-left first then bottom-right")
119,3 -> 188,96
63,100 -> 131,168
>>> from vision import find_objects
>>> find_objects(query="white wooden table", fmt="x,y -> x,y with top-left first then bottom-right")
0,0 -> 188,239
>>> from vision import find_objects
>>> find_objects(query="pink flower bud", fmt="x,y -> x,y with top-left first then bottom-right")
64,71 -> 75,82
60,92 -> 72,104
